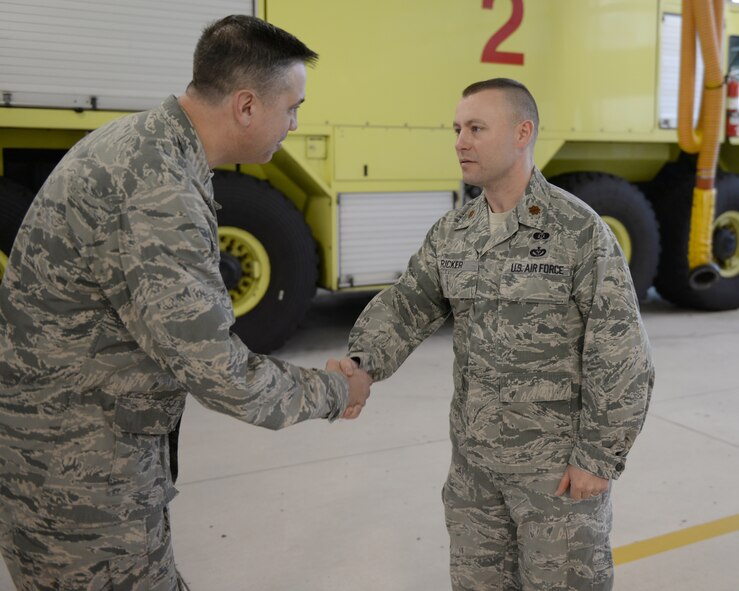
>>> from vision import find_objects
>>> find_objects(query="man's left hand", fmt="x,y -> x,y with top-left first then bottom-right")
554,464 -> 609,500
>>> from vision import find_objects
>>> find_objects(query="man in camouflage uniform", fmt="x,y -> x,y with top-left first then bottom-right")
0,15 -> 371,591
341,79 -> 654,589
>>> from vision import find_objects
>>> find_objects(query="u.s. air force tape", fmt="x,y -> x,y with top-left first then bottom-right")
509,261 -> 571,276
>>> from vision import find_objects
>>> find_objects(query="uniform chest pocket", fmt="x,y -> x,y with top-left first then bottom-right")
439,257 -> 479,300
440,270 -> 477,300
499,268 -> 572,304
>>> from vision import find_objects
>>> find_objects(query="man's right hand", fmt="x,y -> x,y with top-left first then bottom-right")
326,358 -> 372,419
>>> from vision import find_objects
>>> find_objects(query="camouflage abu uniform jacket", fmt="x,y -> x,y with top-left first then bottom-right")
0,96 -> 348,529
348,168 -> 654,480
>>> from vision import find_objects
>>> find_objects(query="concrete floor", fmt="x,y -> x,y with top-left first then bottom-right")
1,290 -> 738,590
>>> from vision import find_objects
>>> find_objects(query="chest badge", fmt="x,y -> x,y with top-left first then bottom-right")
533,231 -> 550,240
530,247 -> 547,257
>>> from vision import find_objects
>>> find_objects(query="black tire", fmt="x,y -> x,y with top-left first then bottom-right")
0,176 -> 36,255
549,172 -> 660,302
212,171 -> 318,353
647,163 -> 739,310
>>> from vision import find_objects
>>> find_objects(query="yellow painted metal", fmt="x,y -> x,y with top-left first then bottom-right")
0,128 -> 86,149
333,126 -> 458,181
0,108 -> 127,131
0,129 -> 88,176
218,226 -> 271,316
332,179 -> 461,194
306,136 -> 327,159
268,0 -> 659,138
533,139 -> 565,173
0,249 -> 7,283
720,141 -> 739,170
534,1 -> 658,136
728,0 -> 739,45
276,134 -> 333,199
542,142 -> 673,182
714,210 -> 739,277
602,216 -> 633,263
304,193 -> 337,289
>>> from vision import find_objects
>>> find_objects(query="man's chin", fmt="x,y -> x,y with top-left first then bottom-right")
263,146 -> 283,162
252,152 -> 275,165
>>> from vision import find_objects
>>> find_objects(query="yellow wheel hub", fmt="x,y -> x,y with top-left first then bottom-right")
714,211 -> 739,278
0,250 -> 7,283
601,216 -> 632,263
218,227 -> 271,317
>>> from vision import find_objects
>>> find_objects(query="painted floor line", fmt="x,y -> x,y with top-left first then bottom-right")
614,513 -> 739,565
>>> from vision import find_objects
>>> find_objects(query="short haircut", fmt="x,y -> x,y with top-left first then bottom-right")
462,78 -> 539,140
191,15 -> 318,102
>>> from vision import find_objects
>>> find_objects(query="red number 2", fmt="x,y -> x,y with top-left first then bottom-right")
481,0 -> 524,65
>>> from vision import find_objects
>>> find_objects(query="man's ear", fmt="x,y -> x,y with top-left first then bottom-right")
516,120 -> 534,148
233,89 -> 258,127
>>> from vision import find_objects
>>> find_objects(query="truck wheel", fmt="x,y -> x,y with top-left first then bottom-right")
649,166 -> 739,310
0,177 -> 36,255
212,171 -> 318,353
549,172 -> 660,302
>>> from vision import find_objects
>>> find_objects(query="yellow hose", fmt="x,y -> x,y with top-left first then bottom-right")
677,0 -> 724,273
688,187 -> 717,268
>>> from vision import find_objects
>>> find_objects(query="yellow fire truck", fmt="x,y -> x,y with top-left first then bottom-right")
1,0 -> 738,352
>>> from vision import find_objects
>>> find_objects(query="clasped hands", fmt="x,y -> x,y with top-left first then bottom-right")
326,357 -> 372,419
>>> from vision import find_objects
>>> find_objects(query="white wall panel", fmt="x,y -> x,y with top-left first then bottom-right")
658,13 -> 703,129
338,191 -> 455,287
0,0 -> 255,110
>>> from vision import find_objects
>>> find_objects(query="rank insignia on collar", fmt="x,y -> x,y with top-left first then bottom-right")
529,205 -> 541,215
468,210 -> 476,218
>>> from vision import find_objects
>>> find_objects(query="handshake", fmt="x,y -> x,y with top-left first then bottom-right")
325,358 -> 373,420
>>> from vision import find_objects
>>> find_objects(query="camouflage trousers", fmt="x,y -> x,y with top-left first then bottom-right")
443,447 -> 613,590
0,507 -> 183,591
